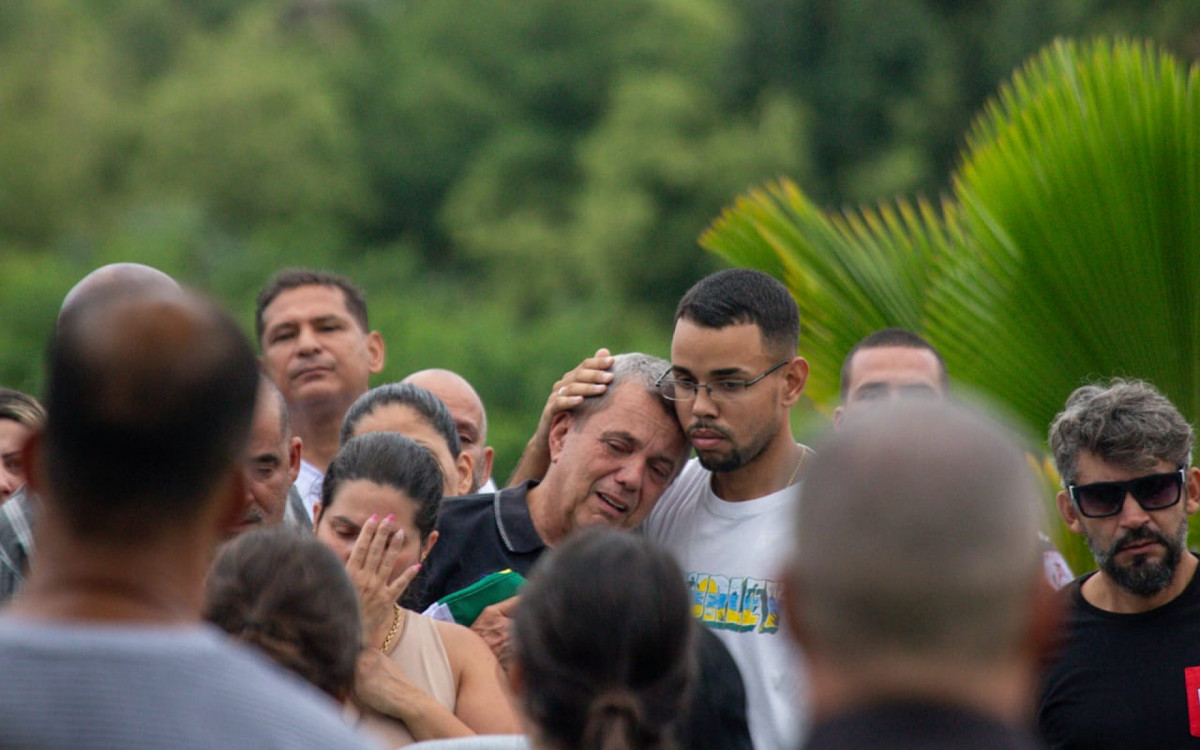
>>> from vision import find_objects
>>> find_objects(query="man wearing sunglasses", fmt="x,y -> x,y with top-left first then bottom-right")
1038,379 -> 1200,749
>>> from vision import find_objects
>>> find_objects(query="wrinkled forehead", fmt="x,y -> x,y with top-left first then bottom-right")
846,346 -> 946,393
264,284 -> 356,324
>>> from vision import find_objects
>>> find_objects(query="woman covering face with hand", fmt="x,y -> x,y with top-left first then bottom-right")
314,432 -> 520,748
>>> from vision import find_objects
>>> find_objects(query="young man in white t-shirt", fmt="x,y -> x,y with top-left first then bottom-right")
509,269 -> 812,750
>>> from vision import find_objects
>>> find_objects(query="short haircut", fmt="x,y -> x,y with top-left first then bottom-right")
513,528 -> 694,750
206,527 -> 361,702
319,432 -> 442,543
675,269 -> 799,358
0,388 -> 45,430
573,353 -> 677,426
339,383 -> 461,457
1049,378 -> 1194,486
44,287 -> 258,540
254,268 -> 369,344
794,400 -> 1042,669
839,327 -> 949,400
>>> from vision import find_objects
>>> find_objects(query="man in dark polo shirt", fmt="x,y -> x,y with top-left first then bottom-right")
411,352 -> 689,664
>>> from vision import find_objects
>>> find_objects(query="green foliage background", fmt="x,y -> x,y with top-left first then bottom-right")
702,38 -> 1200,573
1,0 -> 1198,480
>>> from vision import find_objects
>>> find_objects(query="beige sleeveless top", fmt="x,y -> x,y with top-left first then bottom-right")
357,611 -> 457,748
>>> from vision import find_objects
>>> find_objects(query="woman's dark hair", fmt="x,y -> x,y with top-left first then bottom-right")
318,431 -> 442,542
205,527 -> 361,701
339,382 -> 460,458
513,528 -> 694,750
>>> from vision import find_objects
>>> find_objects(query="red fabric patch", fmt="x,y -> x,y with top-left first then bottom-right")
1185,666 -> 1200,737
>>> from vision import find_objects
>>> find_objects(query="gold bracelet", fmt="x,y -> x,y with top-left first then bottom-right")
380,604 -> 403,653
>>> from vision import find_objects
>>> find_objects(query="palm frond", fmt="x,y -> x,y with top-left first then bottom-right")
700,38 -> 1200,555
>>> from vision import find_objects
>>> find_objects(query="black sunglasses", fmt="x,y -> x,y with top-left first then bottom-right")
1068,469 -> 1186,519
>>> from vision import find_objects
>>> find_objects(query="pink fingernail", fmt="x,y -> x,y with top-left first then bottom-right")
368,514 -> 378,523
384,514 -> 394,523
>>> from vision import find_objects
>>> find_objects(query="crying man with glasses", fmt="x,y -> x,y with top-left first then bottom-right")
1038,378 -> 1200,750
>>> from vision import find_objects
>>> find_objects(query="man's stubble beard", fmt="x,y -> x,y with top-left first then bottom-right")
693,419 -> 778,475
1089,517 -> 1188,597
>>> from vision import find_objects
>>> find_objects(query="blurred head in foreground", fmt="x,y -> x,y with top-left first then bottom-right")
512,528 -> 694,750
206,527 -> 361,702
787,400 -> 1057,727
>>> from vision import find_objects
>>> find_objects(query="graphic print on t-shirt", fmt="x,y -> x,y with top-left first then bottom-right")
1185,666 -> 1200,737
688,571 -> 782,634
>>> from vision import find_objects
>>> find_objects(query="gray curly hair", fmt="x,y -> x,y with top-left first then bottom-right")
1049,379 -> 1193,486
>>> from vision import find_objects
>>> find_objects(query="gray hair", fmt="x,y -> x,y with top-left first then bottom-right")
1049,379 -> 1193,486
794,400 -> 1042,670
572,353 -> 675,425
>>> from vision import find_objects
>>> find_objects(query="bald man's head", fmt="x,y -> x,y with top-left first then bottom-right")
791,400 -> 1043,672
41,286 -> 258,540
402,368 -> 493,490
59,263 -> 180,320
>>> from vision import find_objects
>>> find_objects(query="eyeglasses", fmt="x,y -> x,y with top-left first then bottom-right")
1068,469 -> 1186,519
655,360 -> 789,402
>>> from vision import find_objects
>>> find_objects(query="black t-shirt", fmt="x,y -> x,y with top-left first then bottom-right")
1038,565 -> 1200,749
805,702 -> 1044,750
407,481 -> 546,612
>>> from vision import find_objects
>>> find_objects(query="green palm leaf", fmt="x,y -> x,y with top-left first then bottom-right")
701,38 -> 1200,568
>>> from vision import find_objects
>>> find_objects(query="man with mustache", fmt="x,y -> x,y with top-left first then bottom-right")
236,375 -> 305,533
412,354 -> 688,621
256,269 -> 385,522
1039,379 -> 1200,749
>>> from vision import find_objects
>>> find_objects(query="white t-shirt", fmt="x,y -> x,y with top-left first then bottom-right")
641,456 -> 808,750
296,459 -> 324,521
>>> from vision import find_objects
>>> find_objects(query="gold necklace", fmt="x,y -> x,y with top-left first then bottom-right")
786,446 -> 810,487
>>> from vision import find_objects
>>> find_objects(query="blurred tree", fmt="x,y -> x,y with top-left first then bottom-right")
2,0 -> 1198,478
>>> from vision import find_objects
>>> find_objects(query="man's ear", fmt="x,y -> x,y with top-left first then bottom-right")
287,436 -> 302,484
547,411 -> 573,464
480,446 -> 495,486
781,356 -> 809,407
311,503 -> 324,534
1024,575 -> 1066,666
1184,466 -> 1200,515
453,452 -> 474,496
832,405 -> 845,430
20,431 -> 45,496
366,331 -> 385,374
1056,489 -> 1083,534
215,469 -> 247,537
781,566 -> 811,650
